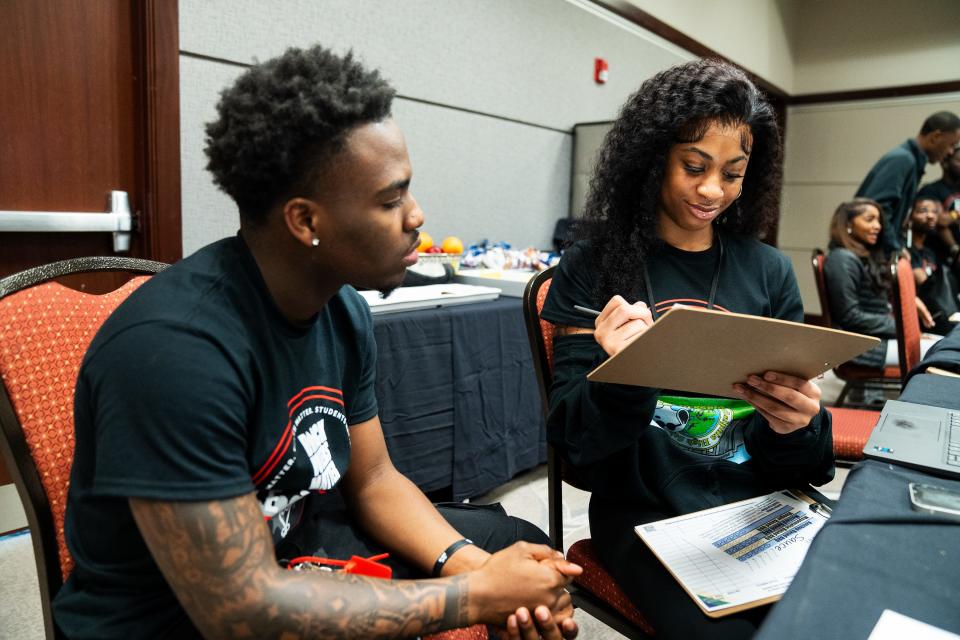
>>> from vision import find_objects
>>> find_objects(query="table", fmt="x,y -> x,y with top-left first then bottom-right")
372,297 -> 546,500
906,320 -> 960,384
755,372 -> 960,639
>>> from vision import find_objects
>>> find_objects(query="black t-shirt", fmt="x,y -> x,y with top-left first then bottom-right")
909,244 -> 938,272
543,233 -> 802,327
540,233 -> 833,513
917,179 -> 960,211
53,236 -> 378,639
919,180 -> 960,262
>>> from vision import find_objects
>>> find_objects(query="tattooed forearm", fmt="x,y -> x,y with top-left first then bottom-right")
130,494 -> 474,639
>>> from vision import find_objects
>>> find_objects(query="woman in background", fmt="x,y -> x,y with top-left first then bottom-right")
541,59 -> 834,640
824,198 -> 938,368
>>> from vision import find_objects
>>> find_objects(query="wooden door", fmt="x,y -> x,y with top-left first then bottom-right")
0,0 -> 181,485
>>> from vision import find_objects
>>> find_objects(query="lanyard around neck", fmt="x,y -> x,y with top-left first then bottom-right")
643,227 -> 724,321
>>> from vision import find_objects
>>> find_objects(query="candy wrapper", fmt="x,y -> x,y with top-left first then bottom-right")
460,240 -> 560,271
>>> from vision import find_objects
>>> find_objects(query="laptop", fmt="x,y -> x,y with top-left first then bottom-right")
863,400 -> 960,480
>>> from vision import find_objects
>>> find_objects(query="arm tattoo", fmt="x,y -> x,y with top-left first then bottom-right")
131,494 -> 473,639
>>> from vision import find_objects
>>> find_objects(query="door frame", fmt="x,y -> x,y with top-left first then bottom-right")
134,0 -> 182,264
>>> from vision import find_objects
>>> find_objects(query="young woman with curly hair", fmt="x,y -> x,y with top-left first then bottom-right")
824,198 -> 939,370
541,59 -> 835,639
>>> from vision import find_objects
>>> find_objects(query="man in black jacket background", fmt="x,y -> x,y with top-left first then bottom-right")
855,111 -> 960,254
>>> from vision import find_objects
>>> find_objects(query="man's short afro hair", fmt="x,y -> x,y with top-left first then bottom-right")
205,44 -> 395,224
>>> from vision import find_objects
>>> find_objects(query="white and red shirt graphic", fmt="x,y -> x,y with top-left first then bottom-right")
253,386 -> 352,540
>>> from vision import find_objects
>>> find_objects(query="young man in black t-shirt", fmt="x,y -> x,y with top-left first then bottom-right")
919,148 -> 960,265
52,45 -> 580,640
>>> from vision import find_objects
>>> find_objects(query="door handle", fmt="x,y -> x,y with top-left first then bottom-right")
0,190 -> 134,252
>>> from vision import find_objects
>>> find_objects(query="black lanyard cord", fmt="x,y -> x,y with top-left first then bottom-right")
643,227 -> 724,321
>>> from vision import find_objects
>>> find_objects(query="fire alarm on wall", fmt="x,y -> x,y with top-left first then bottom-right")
594,58 -> 608,84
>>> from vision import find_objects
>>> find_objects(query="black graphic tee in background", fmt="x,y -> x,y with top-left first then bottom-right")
54,236 -> 378,639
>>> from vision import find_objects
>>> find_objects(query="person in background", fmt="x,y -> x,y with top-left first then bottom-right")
824,198 -> 939,372
918,148 -> 960,266
855,111 -> 960,254
540,58 -> 835,640
52,44 -> 580,640
907,197 -> 958,336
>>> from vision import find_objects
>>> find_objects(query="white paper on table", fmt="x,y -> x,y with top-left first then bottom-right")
868,610 -> 960,640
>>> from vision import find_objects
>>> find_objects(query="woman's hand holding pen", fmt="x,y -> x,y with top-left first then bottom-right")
593,296 -> 654,358
732,371 -> 822,435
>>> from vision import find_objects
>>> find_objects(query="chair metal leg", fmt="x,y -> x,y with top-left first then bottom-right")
547,447 -> 564,551
835,382 -> 851,407
568,586 -> 652,639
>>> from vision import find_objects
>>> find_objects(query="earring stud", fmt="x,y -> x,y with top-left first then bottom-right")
311,237 -> 319,247
846,227 -> 852,234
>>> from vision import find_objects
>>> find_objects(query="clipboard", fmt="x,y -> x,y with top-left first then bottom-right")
635,490 -> 831,617
587,306 -> 879,396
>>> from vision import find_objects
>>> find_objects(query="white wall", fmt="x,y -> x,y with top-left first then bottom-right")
780,93 -> 960,314
571,122 -> 613,217
623,0 -> 797,93
178,0 -> 692,256
792,0 -> 960,95
622,0 -> 960,96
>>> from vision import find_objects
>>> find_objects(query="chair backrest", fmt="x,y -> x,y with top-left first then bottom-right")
522,266 -> 587,550
522,267 -> 557,417
811,249 -> 833,327
0,256 -> 168,639
890,256 -> 922,383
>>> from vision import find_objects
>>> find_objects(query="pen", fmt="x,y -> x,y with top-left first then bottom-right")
574,304 -> 601,317
791,490 -> 833,519
808,502 -> 832,518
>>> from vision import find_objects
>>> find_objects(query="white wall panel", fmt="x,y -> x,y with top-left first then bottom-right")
624,0 -> 796,92
392,99 -> 571,250
178,1 -> 693,255
783,248 -> 819,315
179,56 -> 244,256
180,56 -> 572,254
179,0 -> 690,132
792,0 -> 960,95
779,184 -> 857,250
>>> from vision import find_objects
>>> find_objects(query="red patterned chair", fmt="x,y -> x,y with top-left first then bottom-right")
811,249 -> 901,407
0,257 -> 488,640
825,406 -> 880,461
0,257 -> 167,639
426,627 -> 488,640
522,266 -> 654,639
890,257 -> 923,386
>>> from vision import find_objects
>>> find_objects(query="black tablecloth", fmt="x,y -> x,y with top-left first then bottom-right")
372,298 -> 546,499
901,372 -> 960,409
906,321 -> 960,383
756,372 -> 960,639
756,460 -> 960,639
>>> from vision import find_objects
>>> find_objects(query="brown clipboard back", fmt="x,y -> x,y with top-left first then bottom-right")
586,306 -> 879,396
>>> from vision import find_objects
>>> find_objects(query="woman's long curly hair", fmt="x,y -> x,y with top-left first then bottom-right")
580,58 -> 783,304
828,197 -> 891,294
